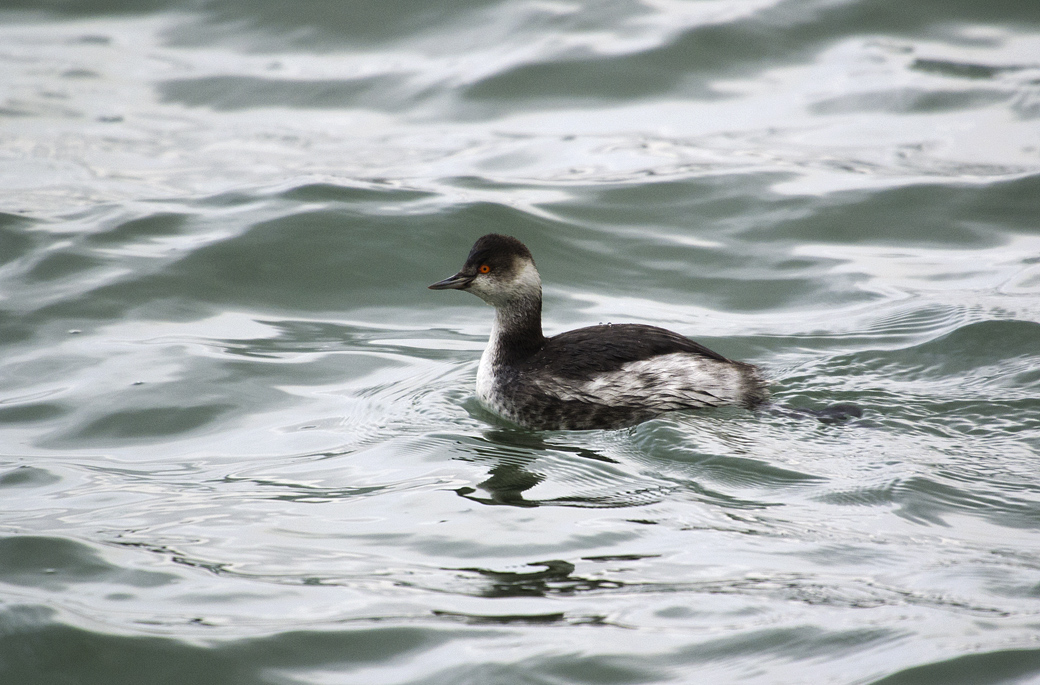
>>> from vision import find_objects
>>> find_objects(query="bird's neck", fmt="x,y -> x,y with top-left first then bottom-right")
490,293 -> 545,363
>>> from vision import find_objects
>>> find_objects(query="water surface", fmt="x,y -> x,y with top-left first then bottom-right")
2,1 -> 1040,683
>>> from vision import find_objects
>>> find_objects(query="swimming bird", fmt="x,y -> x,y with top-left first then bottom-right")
429,234 -> 770,430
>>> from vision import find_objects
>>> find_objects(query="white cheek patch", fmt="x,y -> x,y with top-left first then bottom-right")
468,259 -> 541,308
513,261 -> 541,297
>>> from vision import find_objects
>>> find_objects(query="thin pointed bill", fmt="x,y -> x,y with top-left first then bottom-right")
428,272 -> 473,290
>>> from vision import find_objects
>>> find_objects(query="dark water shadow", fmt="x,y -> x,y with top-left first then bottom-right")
158,74 -> 416,111
818,476 -> 1040,529
0,536 -> 176,590
868,647 -> 1040,685
0,605 -> 471,685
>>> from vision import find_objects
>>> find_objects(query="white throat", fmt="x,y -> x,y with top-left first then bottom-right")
473,259 -> 543,412
476,312 -> 505,404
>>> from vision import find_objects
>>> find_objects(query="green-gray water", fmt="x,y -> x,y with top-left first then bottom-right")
2,1 -> 1040,683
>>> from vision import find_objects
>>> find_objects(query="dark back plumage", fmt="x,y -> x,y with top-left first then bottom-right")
521,323 -> 731,380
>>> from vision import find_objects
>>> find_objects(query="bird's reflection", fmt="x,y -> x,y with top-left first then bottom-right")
456,461 -> 543,507
453,559 -> 624,598
454,426 -> 628,508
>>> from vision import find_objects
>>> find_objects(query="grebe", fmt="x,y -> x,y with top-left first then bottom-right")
430,234 -> 769,430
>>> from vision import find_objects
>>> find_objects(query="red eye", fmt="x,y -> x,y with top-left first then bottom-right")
479,264 -> 491,274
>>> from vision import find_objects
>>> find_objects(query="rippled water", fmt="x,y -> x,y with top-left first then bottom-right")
2,1 -> 1040,683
